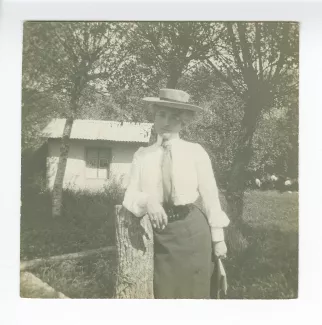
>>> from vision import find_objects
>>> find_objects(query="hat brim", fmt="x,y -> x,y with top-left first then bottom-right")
143,97 -> 202,113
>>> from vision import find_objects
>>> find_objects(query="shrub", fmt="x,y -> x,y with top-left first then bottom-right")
21,179 -> 126,259
102,177 -> 126,205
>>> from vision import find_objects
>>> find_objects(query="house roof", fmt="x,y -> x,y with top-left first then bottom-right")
42,119 -> 153,143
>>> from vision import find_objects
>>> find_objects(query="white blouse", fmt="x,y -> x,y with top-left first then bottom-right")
122,135 -> 230,242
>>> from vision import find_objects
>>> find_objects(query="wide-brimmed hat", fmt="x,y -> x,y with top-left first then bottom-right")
143,89 -> 203,112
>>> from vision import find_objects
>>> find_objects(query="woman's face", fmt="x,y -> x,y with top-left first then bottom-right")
154,106 -> 183,139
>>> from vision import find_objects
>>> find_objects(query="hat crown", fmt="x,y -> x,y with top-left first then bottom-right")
159,89 -> 190,103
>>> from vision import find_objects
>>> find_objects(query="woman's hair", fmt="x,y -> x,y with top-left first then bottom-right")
147,104 -> 195,127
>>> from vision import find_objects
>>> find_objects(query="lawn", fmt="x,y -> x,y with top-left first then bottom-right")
225,190 -> 298,299
21,190 -> 298,299
20,187 -> 121,260
29,251 -> 117,299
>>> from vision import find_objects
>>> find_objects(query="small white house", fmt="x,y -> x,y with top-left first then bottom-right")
42,119 -> 153,192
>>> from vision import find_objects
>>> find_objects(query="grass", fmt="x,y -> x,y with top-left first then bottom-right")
29,251 -> 117,299
21,189 -> 298,299
20,184 -> 124,260
224,190 -> 298,299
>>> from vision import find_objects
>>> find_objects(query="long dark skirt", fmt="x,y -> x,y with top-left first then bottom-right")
153,205 -> 214,299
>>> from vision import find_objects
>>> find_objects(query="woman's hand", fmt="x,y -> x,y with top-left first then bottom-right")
146,197 -> 168,230
212,241 -> 227,259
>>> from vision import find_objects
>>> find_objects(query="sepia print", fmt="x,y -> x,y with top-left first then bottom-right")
21,21 -> 299,299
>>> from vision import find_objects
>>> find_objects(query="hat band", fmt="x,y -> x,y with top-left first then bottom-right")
159,97 -> 188,104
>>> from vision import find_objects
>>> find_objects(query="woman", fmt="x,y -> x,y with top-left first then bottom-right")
123,89 -> 230,299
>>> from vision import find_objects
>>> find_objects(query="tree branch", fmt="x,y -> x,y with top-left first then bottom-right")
206,58 -> 244,99
255,22 -> 264,82
236,23 -> 253,70
65,23 -> 87,58
270,23 -> 290,83
137,24 -> 167,61
52,23 -> 80,65
227,23 -> 245,74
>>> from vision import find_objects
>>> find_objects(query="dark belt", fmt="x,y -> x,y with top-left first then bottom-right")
162,202 -> 195,222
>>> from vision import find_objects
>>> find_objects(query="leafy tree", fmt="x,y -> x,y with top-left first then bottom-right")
132,22 -> 224,89
249,101 -> 298,180
203,22 -> 299,226
22,21 -> 299,237
22,21 -> 133,217
180,66 -> 244,187
132,21 -> 298,250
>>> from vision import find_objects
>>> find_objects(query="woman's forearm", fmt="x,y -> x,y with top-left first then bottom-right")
122,190 -> 149,217
195,144 -> 230,242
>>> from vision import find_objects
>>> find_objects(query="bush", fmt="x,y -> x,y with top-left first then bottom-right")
21,180 -> 126,260
102,177 -> 126,205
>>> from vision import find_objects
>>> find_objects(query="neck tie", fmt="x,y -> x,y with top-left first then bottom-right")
161,140 -> 173,203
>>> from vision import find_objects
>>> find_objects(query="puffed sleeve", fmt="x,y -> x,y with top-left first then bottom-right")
195,144 -> 230,242
122,148 -> 149,217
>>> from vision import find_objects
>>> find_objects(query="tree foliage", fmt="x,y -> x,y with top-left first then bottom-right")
200,22 -> 299,222
22,22 -> 299,224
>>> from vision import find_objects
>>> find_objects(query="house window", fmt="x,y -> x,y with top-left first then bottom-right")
86,148 -> 111,179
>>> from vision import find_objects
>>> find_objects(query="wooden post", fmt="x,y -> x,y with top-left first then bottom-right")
114,205 -> 154,299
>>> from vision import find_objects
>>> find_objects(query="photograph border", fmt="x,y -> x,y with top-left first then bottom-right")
1,0 -> 322,324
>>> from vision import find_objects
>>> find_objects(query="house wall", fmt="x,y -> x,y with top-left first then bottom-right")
46,139 -> 142,192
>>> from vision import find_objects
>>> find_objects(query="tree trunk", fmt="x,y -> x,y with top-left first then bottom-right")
166,75 -> 180,88
225,97 -> 262,252
166,62 -> 182,88
51,73 -> 87,217
225,142 -> 253,224
51,116 -> 74,217
114,205 -> 154,299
